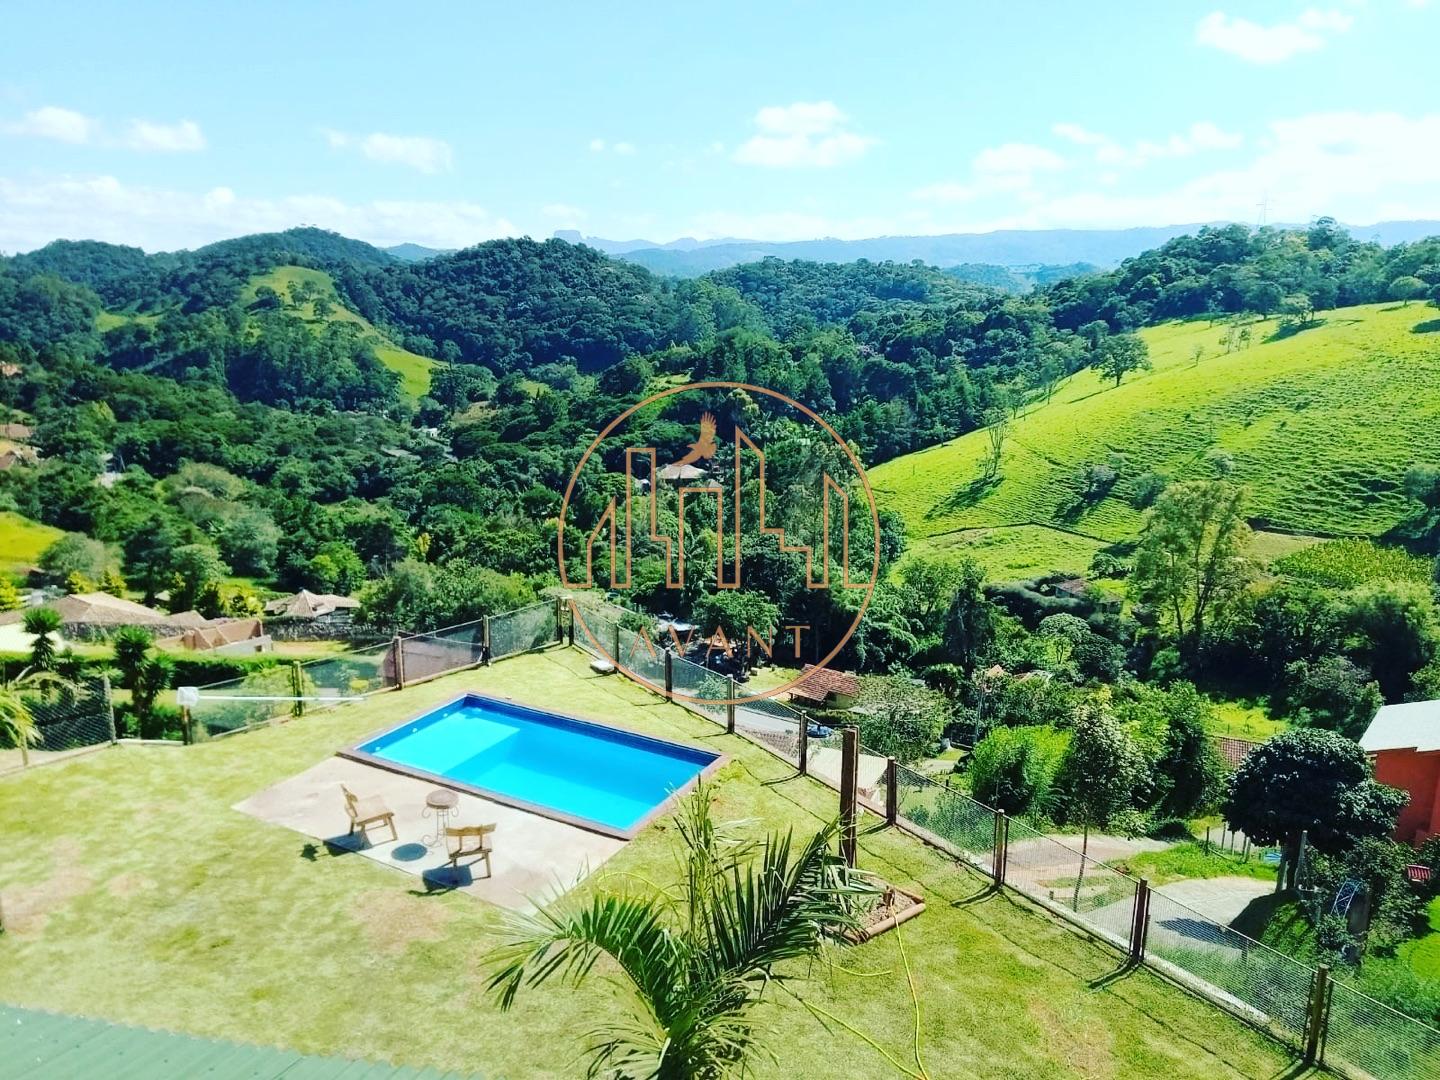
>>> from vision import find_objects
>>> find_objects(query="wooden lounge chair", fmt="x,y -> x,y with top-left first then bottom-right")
445,824 -> 495,878
341,784 -> 398,842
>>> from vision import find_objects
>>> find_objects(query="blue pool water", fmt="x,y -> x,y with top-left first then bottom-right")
352,695 -> 718,834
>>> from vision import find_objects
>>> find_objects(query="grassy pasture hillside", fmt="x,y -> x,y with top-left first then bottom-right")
872,303 -> 1440,578
0,511 -> 63,579
241,266 -> 437,399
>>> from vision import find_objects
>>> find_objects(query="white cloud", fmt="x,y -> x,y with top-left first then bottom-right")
913,141 -> 1066,205
588,138 -> 606,152
322,129 -> 453,173
0,173 -> 519,252
612,141 -> 635,156
967,111 -> 1440,231
3,106 -> 99,144
733,101 -> 874,168
1195,9 -> 1353,63
1053,120 -> 1243,167
588,138 -> 637,156
123,118 -> 205,152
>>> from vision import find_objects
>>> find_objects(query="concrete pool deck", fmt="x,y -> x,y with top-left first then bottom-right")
234,754 -> 625,911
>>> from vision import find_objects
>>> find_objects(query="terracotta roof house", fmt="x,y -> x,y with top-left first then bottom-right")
263,589 -> 360,624
157,618 -> 271,656
0,592 -> 171,629
0,592 -> 218,640
1361,700 -> 1440,846
789,664 -> 861,709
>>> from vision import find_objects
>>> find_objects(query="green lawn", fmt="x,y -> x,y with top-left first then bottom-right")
1204,697 -> 1288,742
0,510 -> 63,579
242,265 -> 437,399
1399,898 -> 1440,981
1120,842 -> 1277,887
0,646 -> 1309,1079
873,303 -> 1440,579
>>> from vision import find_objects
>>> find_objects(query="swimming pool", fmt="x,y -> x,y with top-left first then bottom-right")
341,694 -> 722,838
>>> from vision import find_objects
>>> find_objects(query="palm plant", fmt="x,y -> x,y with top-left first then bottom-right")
487,785 -> 877,1078
0,667 -> 72,767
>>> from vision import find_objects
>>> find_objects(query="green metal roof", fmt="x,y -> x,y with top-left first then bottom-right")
0,1004 -> 475,1079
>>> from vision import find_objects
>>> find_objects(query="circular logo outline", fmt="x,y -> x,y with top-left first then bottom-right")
557,380 -> 880,707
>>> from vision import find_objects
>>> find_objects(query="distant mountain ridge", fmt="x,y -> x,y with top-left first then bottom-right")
553,220 -> 1440,277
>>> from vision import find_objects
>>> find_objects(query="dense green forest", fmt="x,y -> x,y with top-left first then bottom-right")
3,221 -> 1440,700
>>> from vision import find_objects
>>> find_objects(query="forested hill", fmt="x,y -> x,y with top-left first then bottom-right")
8,228 -> 396,310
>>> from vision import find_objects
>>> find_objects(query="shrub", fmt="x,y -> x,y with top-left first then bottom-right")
1146,817 -> 1195,842
968,725 -> 1068,817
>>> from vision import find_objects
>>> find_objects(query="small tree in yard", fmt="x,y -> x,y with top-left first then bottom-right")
0,668 -> 74,767
1058,706 -> 1144,855
486,784 -> 876,1078
1057,705 -> 1145,907
23,607 -> 62,672
983,407 -> 1009,479
1222,729 -> 1406,891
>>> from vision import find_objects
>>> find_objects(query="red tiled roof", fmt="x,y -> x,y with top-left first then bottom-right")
792,664 -> 860,701
1214,735 -> 1261,769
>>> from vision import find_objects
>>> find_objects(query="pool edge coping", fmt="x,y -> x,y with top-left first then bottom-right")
336,690 -> 729,842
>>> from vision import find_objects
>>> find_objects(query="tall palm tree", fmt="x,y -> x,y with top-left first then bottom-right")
0,667 -> 71,767
487,785 -> 877,1078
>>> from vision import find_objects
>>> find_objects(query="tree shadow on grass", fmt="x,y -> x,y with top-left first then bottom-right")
1412,318 -> 1440,334
927,474 -> 1001,519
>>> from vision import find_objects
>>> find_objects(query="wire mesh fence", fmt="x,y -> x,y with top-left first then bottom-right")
1326,977 -> 1440,1079
489,602 -> 559,661
187,601 -> 563,737
891,764 -> 995,870
734,695 -> 804,765
2,675 -> 114,770
1142,888 -> 1314,1045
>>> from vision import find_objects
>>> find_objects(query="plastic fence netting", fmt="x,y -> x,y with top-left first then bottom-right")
400,625 -> 484,682
669,654 -> 729,724
1141,889 -> 1312,1045
12,675 -> 112,754
1325,977 -> 1440,1079
734,695 -> 803,765
1003,820 -> 1136,945
892,765 -> 996,867
301,642 -> 394,698
489,602 -> 558,660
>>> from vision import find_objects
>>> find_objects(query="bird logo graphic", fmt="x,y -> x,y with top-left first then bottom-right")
666,412 -> 718,471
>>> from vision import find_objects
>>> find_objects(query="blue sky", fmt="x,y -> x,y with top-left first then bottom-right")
2,1 -> 1437,252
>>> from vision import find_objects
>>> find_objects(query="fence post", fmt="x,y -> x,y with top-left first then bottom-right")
993,812 -> 1010,885
290,661 -> 304,717
664,650 -> 674,698
101,674 -> 118,745
181,706 -> 192,746
1304,964 -> 1331,1066
1129,878 -> 1152,962
612,622 -> 622,666
798,712 -> 809,775
554,596 -> 565,644
565,598 -> 575,647
839,726 -> 859,868
726,677 -> 737,734
391,634 -> 406,690
885,757 -> 898,827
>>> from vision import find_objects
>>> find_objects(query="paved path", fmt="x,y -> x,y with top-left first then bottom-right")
1089,875 -> 1274,955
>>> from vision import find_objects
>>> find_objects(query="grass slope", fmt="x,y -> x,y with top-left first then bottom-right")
0,648 -> 1306,1080
243,266 -> 438,400
873,303 -> 1440,578
0,510 -> 63,579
